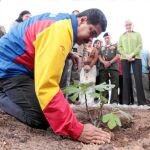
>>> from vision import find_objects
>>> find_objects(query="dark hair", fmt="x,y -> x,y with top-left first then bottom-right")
93,39 -> 100,44
93,39 -> 102,47
103,32 -> 109,37
0,25 -> 6,38
76,8 -> 107,32
16,10 -> 31,23
72,10 -> 80,15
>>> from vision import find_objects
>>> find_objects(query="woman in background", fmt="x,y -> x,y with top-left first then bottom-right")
10,10 -> 31,29
93,39 -> 103,85
0,25 -> 6,38
80,40 -> 98,105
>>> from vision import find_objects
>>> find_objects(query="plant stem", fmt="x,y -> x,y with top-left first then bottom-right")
97,95 -> 104,127
85,93 -> 95,125
99,103 -> 103,119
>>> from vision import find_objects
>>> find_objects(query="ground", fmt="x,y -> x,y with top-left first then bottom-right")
0,105 -> 150,150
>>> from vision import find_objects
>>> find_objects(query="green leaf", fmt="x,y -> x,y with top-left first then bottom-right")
102,113 -> 111,123
102,113 -> 121,129
95,82 -> 115,92
62,86 -> 80,95
70,93 -> 79,102
107,119 -> 117,129
95,83 -> 106,91
90,92 -> 100,99
99,95 -> 108,104
95,88 -> 105,92
118,110 -> 134,120
73,80 -> 80,87
80,82 -> 92,89
113,114 -> 122,126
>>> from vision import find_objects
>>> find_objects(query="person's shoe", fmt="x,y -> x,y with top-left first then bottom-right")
110,100 -> 118,105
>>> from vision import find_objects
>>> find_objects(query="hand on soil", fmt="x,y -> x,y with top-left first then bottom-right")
78,124 -> 111,144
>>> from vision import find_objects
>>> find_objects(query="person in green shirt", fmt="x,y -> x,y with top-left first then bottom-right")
118,20 -> 146,105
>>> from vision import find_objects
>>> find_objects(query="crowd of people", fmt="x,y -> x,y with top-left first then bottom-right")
62,18 -> 150,106
0,8 -> 149,145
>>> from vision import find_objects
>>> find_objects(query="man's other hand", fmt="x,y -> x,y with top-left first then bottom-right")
78,124 -> 111,144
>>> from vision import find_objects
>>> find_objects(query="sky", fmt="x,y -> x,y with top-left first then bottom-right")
0,0 -> 150,51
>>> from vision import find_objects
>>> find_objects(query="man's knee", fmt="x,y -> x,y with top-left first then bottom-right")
26,115 -> 49,129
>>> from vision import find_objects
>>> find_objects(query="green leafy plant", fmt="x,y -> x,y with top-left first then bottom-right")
62,81 -> 133,129
102,113 -> 122,129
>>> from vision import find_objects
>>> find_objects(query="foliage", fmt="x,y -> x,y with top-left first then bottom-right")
63,81 -> 133,130
102,108 -> 133,129
63,81 -> 114,103
102,113 -> 122,129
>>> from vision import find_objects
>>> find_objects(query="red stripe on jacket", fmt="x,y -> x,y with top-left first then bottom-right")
14,20 -> 55,70
43,90 -> 84,139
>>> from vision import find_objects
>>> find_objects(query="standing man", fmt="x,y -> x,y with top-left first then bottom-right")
98,32 -> 120,104
118,20 -> 146,105
0,9 -> 110,144
131,50 -> 150,105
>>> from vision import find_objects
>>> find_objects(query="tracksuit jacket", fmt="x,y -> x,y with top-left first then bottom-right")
0,12 -> 84,139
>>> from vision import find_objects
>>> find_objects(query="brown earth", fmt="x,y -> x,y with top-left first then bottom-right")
0,105 -> 150,150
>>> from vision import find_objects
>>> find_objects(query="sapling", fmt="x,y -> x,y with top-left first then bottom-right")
102,107 -> 133,129
62,81 -> 133,129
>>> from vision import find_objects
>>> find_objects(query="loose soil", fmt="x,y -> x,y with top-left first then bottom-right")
0,105 -> 150,150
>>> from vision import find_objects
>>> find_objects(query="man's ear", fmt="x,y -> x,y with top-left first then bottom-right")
78,16 -> 87,25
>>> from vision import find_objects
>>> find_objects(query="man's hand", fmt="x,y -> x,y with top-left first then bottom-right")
126,54 -> 135,61
78,124 -> 111,144
70,52 -> 80,70
83,65 -> 91,72
103,61 -> 111,69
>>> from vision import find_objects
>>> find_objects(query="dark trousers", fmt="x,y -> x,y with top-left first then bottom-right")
0,75 -> 49,129
118,75 -> 123,104
119,75 -> 134,104
60,58 -> 73,88
122,59 -> 146,105
99,70 -> 119,103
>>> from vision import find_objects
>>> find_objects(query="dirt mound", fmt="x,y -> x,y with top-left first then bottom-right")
0,106 -> 150,150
